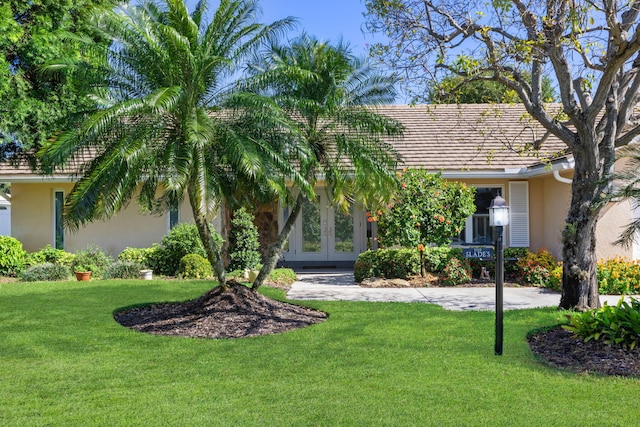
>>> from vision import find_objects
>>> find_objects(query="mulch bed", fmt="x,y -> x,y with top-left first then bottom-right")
114,281 -> 327,339
528,326 -> 640,378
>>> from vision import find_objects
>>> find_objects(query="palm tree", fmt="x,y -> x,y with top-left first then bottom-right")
38,0 -> 310,288
248,34 -> 404,289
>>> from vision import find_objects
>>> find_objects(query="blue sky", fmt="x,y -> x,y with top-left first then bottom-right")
193,0 -> 378,56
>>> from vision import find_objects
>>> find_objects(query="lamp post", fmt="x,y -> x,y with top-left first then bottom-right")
489,195 -> 509,356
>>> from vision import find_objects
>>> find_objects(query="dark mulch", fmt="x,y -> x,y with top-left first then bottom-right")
528,325 -> 640,378
114,281 -> 327,339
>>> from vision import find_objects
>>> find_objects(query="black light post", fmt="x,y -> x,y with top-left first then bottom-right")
489,195 -> 509,356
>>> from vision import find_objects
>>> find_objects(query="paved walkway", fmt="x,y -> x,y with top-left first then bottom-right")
287,270 -> 629,311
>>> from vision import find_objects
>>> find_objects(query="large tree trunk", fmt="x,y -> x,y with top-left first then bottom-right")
251,191 -> 306,291
188,184 -> 226,289
559,144 -> 603,311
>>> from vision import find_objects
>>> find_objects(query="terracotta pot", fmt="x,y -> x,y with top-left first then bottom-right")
75,271 -> 92,281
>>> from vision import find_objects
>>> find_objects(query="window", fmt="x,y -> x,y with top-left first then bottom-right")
169,205 -> 179,230
54,190 -> 64,249
453,186 -> 503,245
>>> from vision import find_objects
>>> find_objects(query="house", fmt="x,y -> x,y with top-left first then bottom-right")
0,104 -> 637,265
0,192 -> 10,236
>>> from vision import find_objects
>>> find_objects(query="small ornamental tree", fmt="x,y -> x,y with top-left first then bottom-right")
228,207 -> 261,272
375,170 -> 476,276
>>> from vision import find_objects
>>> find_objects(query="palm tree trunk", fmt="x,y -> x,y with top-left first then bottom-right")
251,191 -> 307,291
188,184 -> 227,289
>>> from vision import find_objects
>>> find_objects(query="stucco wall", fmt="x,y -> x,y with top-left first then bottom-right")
11,183 -> 200,256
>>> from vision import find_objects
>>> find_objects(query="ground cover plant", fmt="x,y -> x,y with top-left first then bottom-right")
2,279 -> 640,426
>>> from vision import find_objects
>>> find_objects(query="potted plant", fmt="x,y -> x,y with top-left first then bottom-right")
74,264 -> 96,281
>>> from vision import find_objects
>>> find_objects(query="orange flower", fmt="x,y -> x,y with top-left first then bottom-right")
418,244 -> 424,251
416,222 -> 421,227
366,211 -> 371,217
401,182 -> 407,189
367,217 -> 373,222
396,172 -> 403,178
377,210 -> 382,216
388,202 -> 394,208
438,215 -> 445,223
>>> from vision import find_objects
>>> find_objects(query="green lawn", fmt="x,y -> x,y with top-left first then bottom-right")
1,279 -> 639,426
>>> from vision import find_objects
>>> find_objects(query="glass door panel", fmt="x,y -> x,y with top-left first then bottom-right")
301,197 -> 322,253
333,206 -> 354,253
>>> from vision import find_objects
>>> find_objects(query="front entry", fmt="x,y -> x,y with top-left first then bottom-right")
280,191 -> 365,266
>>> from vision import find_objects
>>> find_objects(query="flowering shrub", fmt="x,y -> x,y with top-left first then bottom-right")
597,257 -> 640,295
442,257 -> 472,286
374,170 -> 476,248
547,265 -> 563,292
515,248 -> 557,287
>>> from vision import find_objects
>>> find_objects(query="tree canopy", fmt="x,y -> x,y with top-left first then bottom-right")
38,0 -> 309,287
365,0 -> 640,310
0,0 -> 118,158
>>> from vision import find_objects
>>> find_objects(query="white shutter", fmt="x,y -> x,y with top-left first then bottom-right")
509,181 -> 529,247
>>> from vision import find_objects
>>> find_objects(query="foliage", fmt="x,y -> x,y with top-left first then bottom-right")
71,245 -> 112,278
178,254 -> 213,280
429,73 -> 556,104
504,247 -> 530,278
266,268 -> 297,286
36,0 -> 309,287
548,265 -> 563,292
354,248 -> 420,282
563,298 -> 640,349
442,257 -> 472,286
19,262 -> 71,282
150,223 -> 206,276
597,257 -> 640,295
104,261 -> 145,280
117,247 -> 157,268
247,33 -> 403,289
515,249 -> 557,287
0,236 -> 26,276
25,245 -> 75,268
364,0 -> 640,309
0,0 -> 117,155
422,246 -> 461,273
375,170 -> 476,248
228,207 -> 261,271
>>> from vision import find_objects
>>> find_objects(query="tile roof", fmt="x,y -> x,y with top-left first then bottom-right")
1,104 -> 570,180
375,103 -> 567,172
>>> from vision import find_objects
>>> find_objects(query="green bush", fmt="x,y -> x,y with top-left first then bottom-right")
117,247 -> 157,268
26,245 -> 75,268
442,257 -> 472,286
515,248 -> 558,287
178,254 -> 212,279
563,297 -> 640,349
72,245 -> 112,279
228,207 -> 261,271
151,223 -> 221,276
354,248 -> 420,282
267,268 -> 297,286
105,261 -> 145,279
20,262 -> 71,282
0,236 -> 27,276
422,246 -> 460,273
504,247 -> 529,278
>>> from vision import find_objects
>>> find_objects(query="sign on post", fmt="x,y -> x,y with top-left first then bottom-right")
462,247 -> 495,260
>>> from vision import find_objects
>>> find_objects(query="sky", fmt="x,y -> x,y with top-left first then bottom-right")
194,0 -> 379,57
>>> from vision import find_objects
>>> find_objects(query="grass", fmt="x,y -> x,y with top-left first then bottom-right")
1,279 -> 639,426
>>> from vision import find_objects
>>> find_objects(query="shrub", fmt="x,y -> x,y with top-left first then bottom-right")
0,236 -> 27,276
178,254 -> 212,279
563,297 -> 640,349
516,248 -> 558,287
20,262 -> 71,282
151,223 -> 221,276
597,257 -> 640,295
353,248 -> 421,282
228,207 -> 261,271
72,245 -> 112,279
422,246 -> 460,273
267,268 -> 297,286
105,261 -> 145,279
504,247 -> 529,279
442,257 -> 472,286
548,264 -> 563,292
26,245 -> 75,268
117,247 -> 157,268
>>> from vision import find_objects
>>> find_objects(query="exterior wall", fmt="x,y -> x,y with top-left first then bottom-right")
11,182 -> 200,256
596,199 -> 635,260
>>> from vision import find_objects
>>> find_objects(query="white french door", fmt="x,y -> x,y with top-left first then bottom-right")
281,191 -> 364,263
